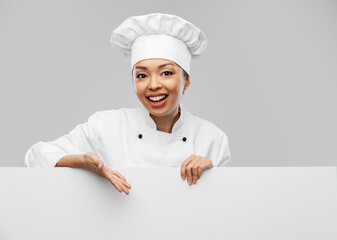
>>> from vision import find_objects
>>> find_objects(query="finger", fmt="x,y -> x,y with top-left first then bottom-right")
208,160 -> 214,169
197,160 -> 213,179
117,177 -> 131,189
197,160 -> 209,179
101,169 -> 124,192
121,184 -> 130,195
112,170 -> 127,181
191,157 -> 204,184
185,159 -> 196,185
119,182 -> 129,195
107,175 -> 123,192
181,154 -> 195,180
111,170 -> 130,188
203,159 -> 213,169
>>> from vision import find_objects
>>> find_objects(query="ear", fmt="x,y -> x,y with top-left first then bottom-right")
183,75 -> 191,91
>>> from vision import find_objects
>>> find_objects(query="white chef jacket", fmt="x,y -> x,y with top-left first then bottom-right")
24,103 -> 231,167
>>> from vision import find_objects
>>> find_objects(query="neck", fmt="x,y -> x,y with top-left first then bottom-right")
150,106 -> 181,133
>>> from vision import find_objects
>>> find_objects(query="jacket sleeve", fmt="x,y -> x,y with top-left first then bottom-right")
24,112 -> 100,167
215,132 -> 231,167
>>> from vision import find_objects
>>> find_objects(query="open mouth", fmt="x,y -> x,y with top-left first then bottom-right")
147,94 -> 168,102
146,94 -> 168,107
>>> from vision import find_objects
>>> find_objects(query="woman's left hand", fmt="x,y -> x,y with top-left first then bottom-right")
181,154 -> 213,185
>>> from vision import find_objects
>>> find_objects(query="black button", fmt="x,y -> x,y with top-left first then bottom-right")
182,137 -> 187,142
138,134 -> 143,139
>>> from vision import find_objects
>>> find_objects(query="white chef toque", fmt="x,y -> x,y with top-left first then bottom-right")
109,12 -> 208,75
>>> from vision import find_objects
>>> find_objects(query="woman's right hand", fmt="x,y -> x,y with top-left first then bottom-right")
84,152 -> 131,195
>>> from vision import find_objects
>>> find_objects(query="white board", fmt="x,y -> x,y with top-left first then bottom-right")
0,167 -> 336,240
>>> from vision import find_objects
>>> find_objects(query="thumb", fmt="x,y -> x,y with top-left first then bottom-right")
208,160 -> 214,168
97,160 -> 104,170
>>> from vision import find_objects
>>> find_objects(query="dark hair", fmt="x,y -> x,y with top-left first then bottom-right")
183,69 -> 188,80
182,69 -> 189,95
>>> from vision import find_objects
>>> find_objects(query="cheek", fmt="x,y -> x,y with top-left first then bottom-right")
133,81 -> 143,94
167,79 -> 184,93
174,83 -> 185,96
134,83 -> 149,102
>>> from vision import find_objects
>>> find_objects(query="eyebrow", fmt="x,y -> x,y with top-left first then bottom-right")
134,63 -> 175,70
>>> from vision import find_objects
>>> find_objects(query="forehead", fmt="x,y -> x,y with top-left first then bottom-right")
134,58 -> 178,69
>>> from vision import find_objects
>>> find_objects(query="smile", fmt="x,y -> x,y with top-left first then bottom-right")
147,95 -> 168,102
146,95 -> 168,107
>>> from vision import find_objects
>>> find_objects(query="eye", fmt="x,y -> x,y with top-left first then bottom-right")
136,73 -> 147,79
162,71 -> 173,76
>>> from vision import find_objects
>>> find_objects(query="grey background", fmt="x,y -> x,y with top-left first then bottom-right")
0,0 -> 336,167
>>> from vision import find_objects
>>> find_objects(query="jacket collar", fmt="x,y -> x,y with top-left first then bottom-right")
139,103 -> 185,133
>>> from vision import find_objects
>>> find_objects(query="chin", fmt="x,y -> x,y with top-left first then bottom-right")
148,107 -> 169,117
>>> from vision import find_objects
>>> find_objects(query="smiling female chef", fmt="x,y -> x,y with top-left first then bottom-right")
24,13 -> 231,195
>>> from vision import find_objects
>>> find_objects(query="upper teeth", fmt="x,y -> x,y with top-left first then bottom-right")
149,95 -> 166,101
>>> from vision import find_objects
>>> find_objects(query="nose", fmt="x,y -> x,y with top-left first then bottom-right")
148,75 -> 162,90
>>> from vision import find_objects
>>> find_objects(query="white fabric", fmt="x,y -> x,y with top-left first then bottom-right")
131,34 -> 192,74
110,12 -> 208,75
24,104 -> 231,168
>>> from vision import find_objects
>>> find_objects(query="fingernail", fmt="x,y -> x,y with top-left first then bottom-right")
188,180 -> 191,184
193,180 -> 196,184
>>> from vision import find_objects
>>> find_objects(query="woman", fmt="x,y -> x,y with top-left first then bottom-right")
25,13 -> 231,195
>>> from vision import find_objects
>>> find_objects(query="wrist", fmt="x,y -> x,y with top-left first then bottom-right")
56,154 -> 87,168
82,152 -> 100,171
82,153 -> 91,169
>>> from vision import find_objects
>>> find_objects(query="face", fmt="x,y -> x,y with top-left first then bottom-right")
132,58 -> 190,118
